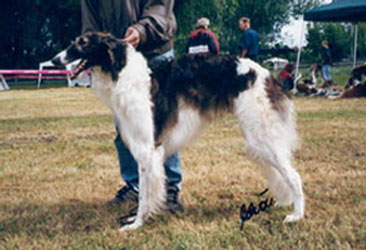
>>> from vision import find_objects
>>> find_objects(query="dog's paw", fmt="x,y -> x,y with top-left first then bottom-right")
119,220 -> 143,232
275,199 -> 292,207
283,214 -> 302,223
126,215 -> 136,223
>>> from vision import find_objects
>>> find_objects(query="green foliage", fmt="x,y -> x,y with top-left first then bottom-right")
357,23 -> 366,59
0,0 -> 80,69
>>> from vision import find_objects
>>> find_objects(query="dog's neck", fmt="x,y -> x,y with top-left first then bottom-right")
118,44 -> 152,89
92,44 -> 150,82
90,43 -> 152,110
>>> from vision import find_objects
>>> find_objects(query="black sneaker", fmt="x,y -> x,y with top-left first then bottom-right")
105,184 -> 139,207
105,184 -> 184,213
166,185 -> 184,213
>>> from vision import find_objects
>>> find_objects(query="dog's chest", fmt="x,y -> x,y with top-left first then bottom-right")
91,69 -> 152,118
91,71 -> 115,109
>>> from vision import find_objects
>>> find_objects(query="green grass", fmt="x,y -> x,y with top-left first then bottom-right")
1,88 -> 366,249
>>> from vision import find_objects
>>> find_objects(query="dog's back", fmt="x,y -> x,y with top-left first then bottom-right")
150,54 -> 258,141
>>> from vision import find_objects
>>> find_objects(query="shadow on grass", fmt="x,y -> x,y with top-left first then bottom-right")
0,199 -> 136,236
0,197 -> 283,237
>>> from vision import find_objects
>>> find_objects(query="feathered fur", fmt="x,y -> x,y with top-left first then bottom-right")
52,32 -> 305,231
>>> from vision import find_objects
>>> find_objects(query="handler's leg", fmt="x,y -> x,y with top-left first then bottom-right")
106,124 -> 183,211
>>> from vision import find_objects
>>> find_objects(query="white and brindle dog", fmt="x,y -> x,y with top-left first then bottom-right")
52,32 -> 304,231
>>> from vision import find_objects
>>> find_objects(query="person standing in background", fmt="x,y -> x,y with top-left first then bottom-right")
238,17 -> 259,61
321,40 -> 332,81
185,17 -> 220,55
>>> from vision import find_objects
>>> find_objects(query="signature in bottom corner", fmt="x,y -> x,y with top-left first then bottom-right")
239,188 -> 275,230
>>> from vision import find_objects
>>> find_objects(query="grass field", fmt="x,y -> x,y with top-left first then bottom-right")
0,87 -> 365,249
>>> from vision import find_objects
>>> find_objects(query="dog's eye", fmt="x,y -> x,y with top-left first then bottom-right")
79,39 -> 86,46
76,37 -> 89,47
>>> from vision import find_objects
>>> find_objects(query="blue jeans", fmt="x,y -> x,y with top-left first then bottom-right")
114,49 -> 182,191
322,64 -> 331,81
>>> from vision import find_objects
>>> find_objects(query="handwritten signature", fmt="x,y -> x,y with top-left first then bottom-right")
239,188 -> 275,230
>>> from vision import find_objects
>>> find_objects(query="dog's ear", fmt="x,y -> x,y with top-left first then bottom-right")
88,33 -> 103,45
108,41 -> 127,81
96,35 -> 127,81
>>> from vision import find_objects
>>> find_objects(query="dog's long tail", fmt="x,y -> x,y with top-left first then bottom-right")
149,146 -> 167,214
139,145 -> 166,220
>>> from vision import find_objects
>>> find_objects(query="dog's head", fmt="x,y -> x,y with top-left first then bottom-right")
52,32 -> 126,81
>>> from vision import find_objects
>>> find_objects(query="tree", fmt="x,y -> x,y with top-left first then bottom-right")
356,23 -> 366,60
0,0 -> 80,69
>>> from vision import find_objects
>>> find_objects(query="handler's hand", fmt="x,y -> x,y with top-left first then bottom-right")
123,27 -> 140,48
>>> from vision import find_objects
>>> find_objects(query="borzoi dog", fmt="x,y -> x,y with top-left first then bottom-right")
339,64 -> 366,98
52,32 -> 304,231
345,64 -> 366,89
332,64 -> 366,99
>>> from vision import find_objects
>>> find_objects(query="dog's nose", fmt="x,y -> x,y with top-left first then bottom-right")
51,57 -> 61,66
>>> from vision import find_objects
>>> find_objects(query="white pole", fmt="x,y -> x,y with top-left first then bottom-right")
0,74 -> 10,90
294,15 -> 306,93
353,23 -> 358,68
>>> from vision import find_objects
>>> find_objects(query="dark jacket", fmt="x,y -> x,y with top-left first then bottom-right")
321,47 -> 332,66
239,28 -> 259,57
185,28 -> 220,55
81,0 -> 176,59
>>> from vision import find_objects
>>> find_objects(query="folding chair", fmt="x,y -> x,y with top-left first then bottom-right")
38,60 -> 69,88
0,74 -> 10,90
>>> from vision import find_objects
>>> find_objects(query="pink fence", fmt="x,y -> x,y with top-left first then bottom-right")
0,69 -> 72,81
0,69 -> 91,88
0,69 -> 72,75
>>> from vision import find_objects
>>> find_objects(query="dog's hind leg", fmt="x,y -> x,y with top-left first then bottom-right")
234,92 -> 304,223
256,147 -> 304,223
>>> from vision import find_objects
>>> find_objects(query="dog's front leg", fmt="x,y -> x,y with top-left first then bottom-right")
113,92 -> 166,231
119,145 -> 166,232
118,145 -> 152,232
